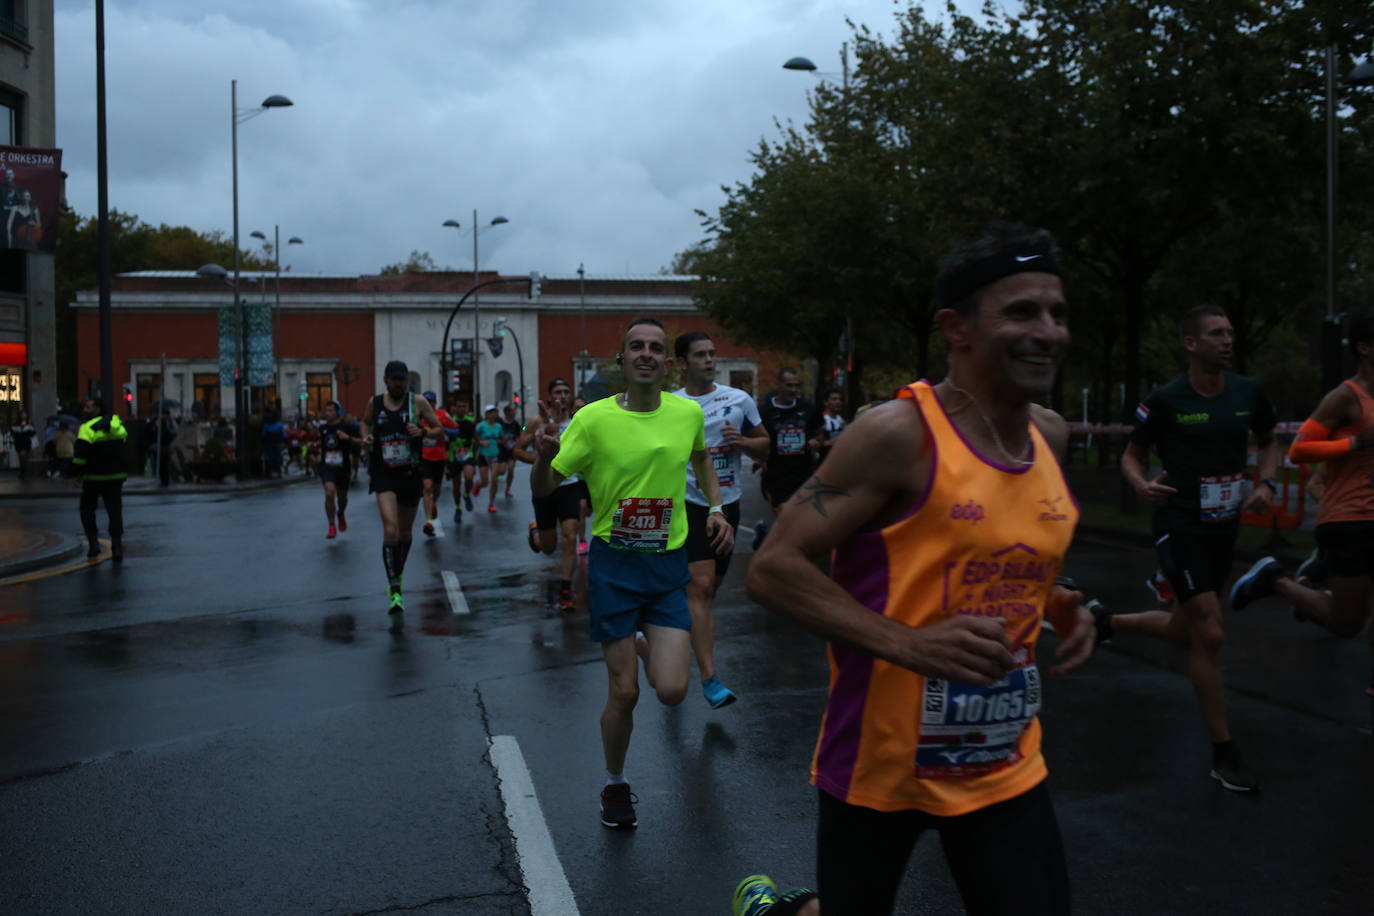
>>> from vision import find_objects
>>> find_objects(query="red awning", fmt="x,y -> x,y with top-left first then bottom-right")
0,341 -> 27,367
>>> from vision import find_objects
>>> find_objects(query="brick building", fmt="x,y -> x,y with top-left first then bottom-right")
73,270 -> 789,422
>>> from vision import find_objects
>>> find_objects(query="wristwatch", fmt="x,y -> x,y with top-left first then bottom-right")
708,505 -> 724,516
1260,477 -> 1281,494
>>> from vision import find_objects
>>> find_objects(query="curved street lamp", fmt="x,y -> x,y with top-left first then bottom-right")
226,80 -> 294,480
442,213 -> 509,408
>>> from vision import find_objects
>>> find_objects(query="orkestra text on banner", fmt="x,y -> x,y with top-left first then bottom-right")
0,146 -> 62,253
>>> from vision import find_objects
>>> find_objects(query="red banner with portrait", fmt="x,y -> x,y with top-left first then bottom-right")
0,146 -> 62,253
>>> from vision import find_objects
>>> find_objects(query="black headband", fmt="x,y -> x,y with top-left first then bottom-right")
937,249 -> 1062,309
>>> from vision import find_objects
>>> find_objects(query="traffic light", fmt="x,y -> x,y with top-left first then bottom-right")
122,383 -> 133,405
528,270 -> 541,300
449,370 -> 462,392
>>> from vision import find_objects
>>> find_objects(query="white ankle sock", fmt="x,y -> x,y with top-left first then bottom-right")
605,772 -> 626,786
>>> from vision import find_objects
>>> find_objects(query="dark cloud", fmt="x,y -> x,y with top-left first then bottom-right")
55,0 -> 918,275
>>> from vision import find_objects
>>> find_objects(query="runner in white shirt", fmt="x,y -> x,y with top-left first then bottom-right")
820,388 -> 846,463
673,331 -> 771,708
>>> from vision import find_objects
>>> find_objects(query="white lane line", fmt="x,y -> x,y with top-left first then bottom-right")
489,735 -> 579,916
442,570 -> 470,615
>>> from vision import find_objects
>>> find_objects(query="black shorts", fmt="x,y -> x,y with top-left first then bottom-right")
684,500 -> 741,574
1315,521 -> 1374,578
762,470 -> 810,508
532,481 -> 585,531
498,445 -> 514,463
447,459 -> 470,480
369,465 -> 422,507
419,457 -> 447,483
317,465 -> 351,488
816,783 -> 1068,915
1155,524 -> 1238,603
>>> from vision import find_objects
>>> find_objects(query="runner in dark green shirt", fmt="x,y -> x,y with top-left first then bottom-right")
1103,305 -> 1280,794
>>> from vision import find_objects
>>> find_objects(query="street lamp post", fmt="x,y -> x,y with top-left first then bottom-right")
443,213 -> 508,409
492,317 -> 526,426
577,263 -> 588,393
1323,50 -> 1374,393
785,46 -> 854,404
250,227 -> 303,405
228,81 -> 293,481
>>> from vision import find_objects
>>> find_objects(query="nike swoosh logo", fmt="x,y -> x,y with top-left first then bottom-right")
1014,255 -> 1040,262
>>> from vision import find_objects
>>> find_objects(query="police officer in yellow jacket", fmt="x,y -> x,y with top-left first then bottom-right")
74,397 -> 128,561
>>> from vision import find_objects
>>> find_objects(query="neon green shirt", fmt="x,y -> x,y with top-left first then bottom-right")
552,394 -> 706,552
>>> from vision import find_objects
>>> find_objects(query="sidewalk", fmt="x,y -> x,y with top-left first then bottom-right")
0,472 -> 313,580
0,471 -> 313,501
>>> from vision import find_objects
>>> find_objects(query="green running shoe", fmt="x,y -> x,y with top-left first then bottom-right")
732,874 -> 779,916
387,590 -> 405,633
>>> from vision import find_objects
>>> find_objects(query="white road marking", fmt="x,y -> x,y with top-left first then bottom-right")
442,570 -> 469,615
489,735 -> 579,916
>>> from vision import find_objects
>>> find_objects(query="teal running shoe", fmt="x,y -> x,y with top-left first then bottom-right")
703,675 -> 738,709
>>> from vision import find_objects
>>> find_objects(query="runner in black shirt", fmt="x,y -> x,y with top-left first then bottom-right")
361,361 -> 446,633
499,403 -> 521,497
754,368 -> 824,547
1101,305 -> 1279,793
317,400 -> 359,539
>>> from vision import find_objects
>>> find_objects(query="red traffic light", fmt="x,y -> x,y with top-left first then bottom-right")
124,391 -> 133,403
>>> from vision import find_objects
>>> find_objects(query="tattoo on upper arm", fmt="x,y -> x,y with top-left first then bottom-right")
790,475 -> 850,517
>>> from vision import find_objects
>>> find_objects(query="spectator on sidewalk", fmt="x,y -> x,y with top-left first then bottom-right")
152,408 -> 180,487
261,410 -> 286,478
8,410 -> 35,477
53,422 -> 76,478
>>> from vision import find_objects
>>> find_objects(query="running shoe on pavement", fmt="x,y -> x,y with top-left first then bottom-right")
387,590 -> 405,634
702,675 -> 738,709
488,505 -> 497,513
1229,557 -> 1284,611
464,491 -> 474,512
1145,570 -> 1174,604
1295,548 -> 1327,587
527,522 -> 541,553
326,524 -> 337,539
599,782 -> 638,829
1211,742 -> 1259,793
337,511 -> 347,532
454,506 -> 463,524
558,587 -> 575,615
423,520 -> 435,537
731,875 -> 779,916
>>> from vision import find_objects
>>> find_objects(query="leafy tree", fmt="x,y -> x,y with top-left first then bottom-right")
379,250 -> 437,274
54,209 -> 272,400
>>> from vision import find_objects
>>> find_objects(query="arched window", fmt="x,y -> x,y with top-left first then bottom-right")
495,370 -> 513,405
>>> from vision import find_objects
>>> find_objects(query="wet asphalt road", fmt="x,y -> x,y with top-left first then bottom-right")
1,471 -> 1372,915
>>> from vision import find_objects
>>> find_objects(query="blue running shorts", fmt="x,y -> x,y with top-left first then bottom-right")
587,537 -> 691,643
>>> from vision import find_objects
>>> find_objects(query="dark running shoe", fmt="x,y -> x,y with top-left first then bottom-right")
527,522 -> 541,553
464,491 -> 474,512
600,782 -> 638,829
1229,557 -> 1284,611
1211,742 -> 1259,793
422,521 -> 435,537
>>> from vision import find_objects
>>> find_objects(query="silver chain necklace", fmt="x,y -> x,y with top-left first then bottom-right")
939,379 -> 1035,466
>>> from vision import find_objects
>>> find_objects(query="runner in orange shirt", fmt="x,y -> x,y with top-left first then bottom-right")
731,224 -> 1097,916
1229,313 -> 1374,694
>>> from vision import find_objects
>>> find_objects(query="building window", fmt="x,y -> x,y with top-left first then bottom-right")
0,88 -> 19,145
136,373 -> 161,420
306,372 -> 333,415
494,370 -> 512,405
193,374 -> 221,420
0,3 -> 29,46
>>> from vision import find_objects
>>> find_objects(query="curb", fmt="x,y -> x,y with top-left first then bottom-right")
0,530 -> 85,580
0,475 -> 314,501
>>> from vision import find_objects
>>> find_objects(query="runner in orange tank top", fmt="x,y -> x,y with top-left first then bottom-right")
1228,314 -> 1374,695
728,224 -> 1098,916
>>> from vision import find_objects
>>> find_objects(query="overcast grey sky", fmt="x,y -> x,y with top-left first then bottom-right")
54,0 -> 944,277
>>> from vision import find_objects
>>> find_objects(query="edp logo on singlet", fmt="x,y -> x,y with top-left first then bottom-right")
950,501 -> 986,525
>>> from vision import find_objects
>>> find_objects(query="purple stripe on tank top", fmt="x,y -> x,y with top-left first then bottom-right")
816,528 -> 889,796
929,381 -> 1035,475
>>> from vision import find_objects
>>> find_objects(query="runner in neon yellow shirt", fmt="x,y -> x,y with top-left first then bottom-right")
532,317 -> 732,830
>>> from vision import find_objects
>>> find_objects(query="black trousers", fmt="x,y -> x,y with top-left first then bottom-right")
816,782 -> 1070,915
80,478 -> 125,542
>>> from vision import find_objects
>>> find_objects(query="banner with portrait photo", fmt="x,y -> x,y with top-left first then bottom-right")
0,146 -> 62,253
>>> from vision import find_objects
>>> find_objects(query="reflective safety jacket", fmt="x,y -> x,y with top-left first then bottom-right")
74,414 -> 128,481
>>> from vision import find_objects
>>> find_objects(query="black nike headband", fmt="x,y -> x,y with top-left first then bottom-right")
936,249 -> 1062,310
